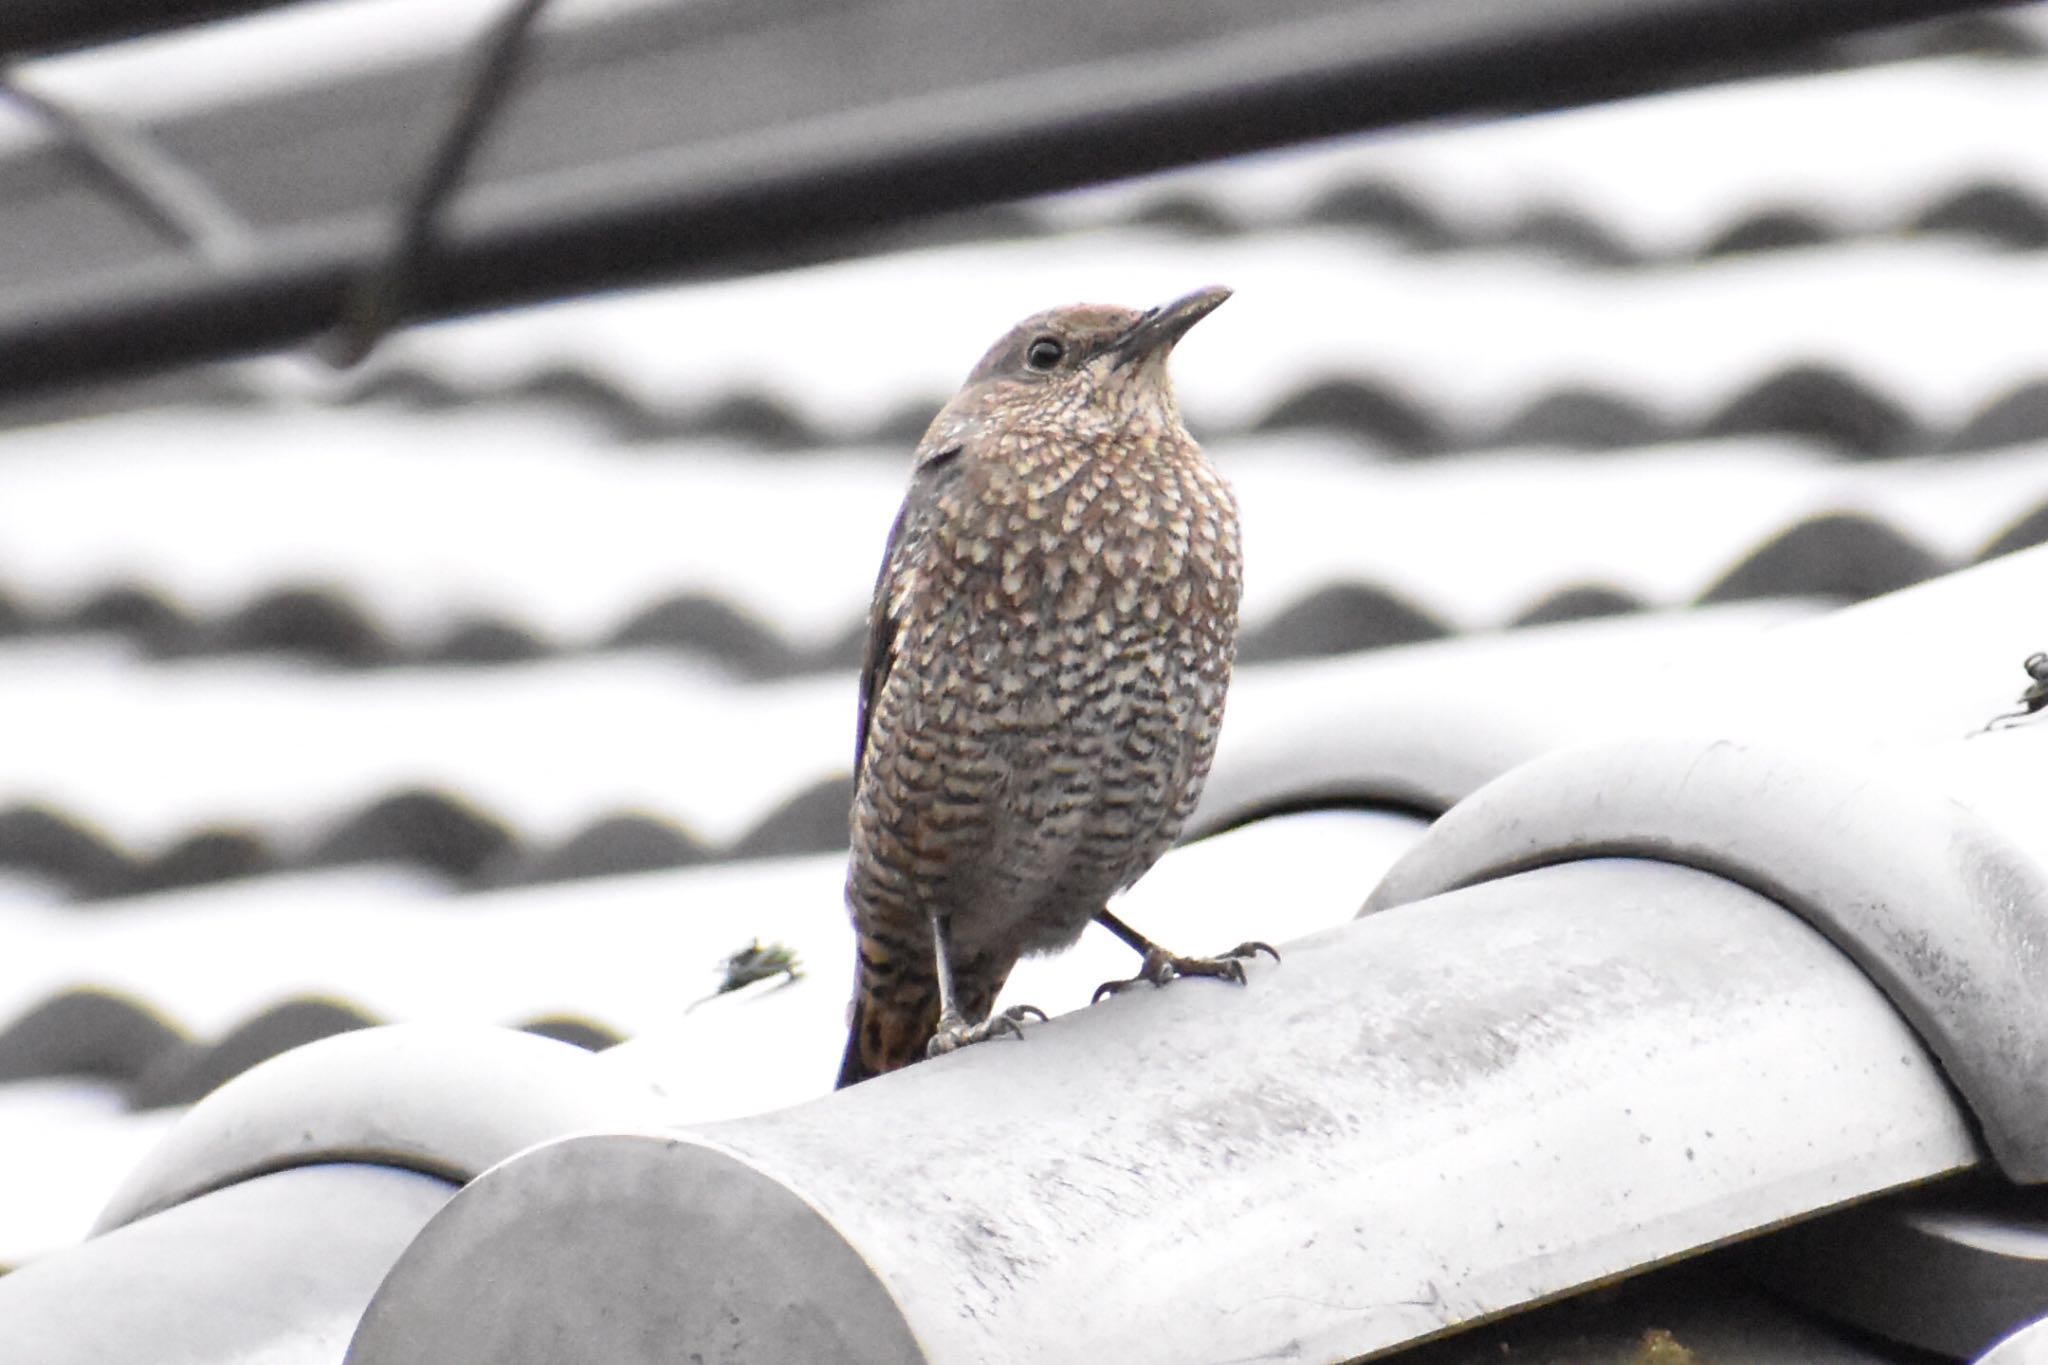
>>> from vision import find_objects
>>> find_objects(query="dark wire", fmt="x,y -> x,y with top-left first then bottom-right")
327,0 -> 555,367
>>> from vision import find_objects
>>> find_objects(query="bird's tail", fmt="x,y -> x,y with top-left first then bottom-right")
834,937 -> 1014,1088
836,975 -> 941,1088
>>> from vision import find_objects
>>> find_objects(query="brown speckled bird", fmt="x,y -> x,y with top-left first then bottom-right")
836,285 -> 1272,1088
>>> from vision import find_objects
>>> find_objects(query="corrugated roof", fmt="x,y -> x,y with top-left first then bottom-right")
4,1 -> 2048,1360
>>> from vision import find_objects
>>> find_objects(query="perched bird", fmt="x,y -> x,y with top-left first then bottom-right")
836,285 -> 1272,1089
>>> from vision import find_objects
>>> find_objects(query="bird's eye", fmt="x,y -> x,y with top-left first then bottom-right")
1025,336 -> 1065,371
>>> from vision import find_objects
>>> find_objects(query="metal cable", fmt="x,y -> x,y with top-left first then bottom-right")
326,0 -> 555,367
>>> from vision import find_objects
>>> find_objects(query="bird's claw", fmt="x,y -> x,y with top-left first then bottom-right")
926,1003 -> 1048,1059
1091,941 -> 1279,1003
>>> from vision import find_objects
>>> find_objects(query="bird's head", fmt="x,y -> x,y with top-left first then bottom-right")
920,286 -> 1231,458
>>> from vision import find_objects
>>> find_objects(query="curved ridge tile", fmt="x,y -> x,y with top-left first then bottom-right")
352,1133 -> 927,1365
1703,364 -> 1921,457
1490,387 -> 1666,449
730,775 -> 853,860
1509,583 -> 1648,627
508,812 -> 709,886
194,584 -> 396,667
1697,510 -> 1949,605
503,365 -> 667,441
306,788 -> 519,881
0,1164 -> 455,1359
129,996 -> 386,1110
605,592 -> 803,676
1698,207 -> 1835,258
96,1023 -> 674,1233
1237,582 -> 1449,663
1298,177 -> 1455,248
421,614 -> 550,665
60,583 -> 193,652
691,391 -> 822,448
1911,181 -> 2048,251
1250,377 -> 1445,452
1192,601 -> 1825,842
1364,734 -> 2048,1183
137,827 -> 273,894
356,858 -> 1973,1365
0,988 -> 186,1084
0,804 -> 136,900
1951,379 -> 2048,453
1978,500 -> 2048,563
1490,207 -> 1639,267
338,366 -> 470,410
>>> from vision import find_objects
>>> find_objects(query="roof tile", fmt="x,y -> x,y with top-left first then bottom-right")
0,990 -> 184,1085
728,776 -> 853,861
1697,510 -> 1948,603
504,812 -> 709,885
1702,364 -> 1922,456
305,788 -> 519,883
1250,376 -> 1447,451
194,584 -> 395,667
1910,179 -> 2048,249
1978,498 -> 2048,560
0,805 -> 135,900
128,996 -> 383,1110
1951,378 -> 2048,452
1237,582 -> 1450,662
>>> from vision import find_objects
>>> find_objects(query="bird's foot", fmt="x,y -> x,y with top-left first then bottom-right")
1092,941 -> 1280,1003
925,1004 -> 1049,1059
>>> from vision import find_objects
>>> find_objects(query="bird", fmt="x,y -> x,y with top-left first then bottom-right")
836,284 -> 1273,1089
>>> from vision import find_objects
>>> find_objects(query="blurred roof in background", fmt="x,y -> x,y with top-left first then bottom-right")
4,1 -> 2048,1361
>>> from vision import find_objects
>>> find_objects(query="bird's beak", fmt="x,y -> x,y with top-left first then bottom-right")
1110,285 -> 1232,368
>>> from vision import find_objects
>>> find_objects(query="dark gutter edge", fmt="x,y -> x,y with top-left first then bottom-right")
0,1 -> 294,60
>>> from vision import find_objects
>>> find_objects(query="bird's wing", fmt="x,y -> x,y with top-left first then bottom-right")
854,498 -> 912,776
856,437 -> 966,777
855,442 -> 964,775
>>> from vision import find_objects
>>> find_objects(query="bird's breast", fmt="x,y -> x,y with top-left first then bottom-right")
909,448 -> 1239,743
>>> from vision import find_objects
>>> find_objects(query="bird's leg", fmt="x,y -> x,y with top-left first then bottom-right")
924,909 -> 1046,1059
1090,907 -> 1279,1003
